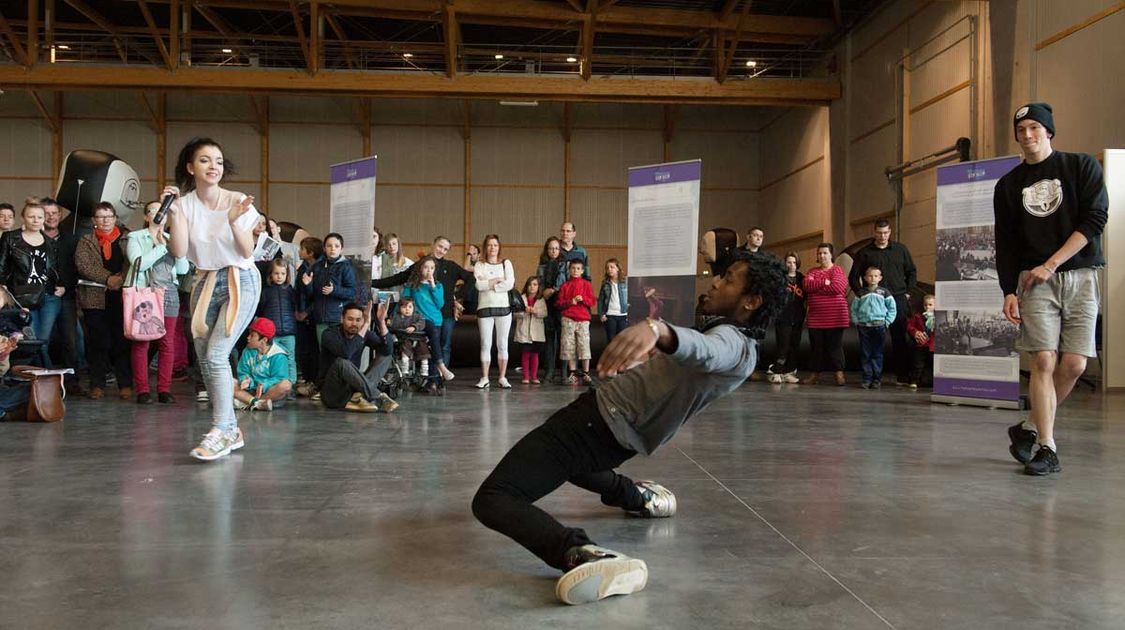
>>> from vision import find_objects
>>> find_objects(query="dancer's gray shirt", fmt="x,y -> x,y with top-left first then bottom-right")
596,323 -> 758,455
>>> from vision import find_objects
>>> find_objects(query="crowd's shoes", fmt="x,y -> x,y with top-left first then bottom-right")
88,387 -> 105,400
118,387 -> 134,401
196,389 -> 210,403
233,398 -> 250,411
440,367 -> 456,382
158,392 -> 176,404
497,378 -> 512,389
295,382 -> 317,398
627,481 -> 677,518
345,396 -> 380,413
190,427 -> 245,462
556,545 -> 648,605
377,393 -> 399,413
253,398 -> 273,411
475,377 -> 490,389
1007,422 -> 1037,465
1025,445 -> 1061,476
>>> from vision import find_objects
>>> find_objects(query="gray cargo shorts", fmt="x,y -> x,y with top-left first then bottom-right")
1016,267 -> 1100,357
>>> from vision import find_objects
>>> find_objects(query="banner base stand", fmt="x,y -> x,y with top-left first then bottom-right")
930,394 -> 1020,410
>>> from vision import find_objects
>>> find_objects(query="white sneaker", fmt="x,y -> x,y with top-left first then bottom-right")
783,372 -> 800,384
441,367 -> 455,382
475,377 -> 490,389
767,373 -> 783,384
420,360 -> 429,377
233,398 -> 250,410
497,378 -> 512,389
629,481 -> 677,518
190,428 -> 241,461
556,545 -> 648,605
253,398 -> 273,411
196,389 -> 209,402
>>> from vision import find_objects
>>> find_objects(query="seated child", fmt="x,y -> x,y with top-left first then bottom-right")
388,297 -> 430,376
906,294 -> 936,389
233,318 -> 293,411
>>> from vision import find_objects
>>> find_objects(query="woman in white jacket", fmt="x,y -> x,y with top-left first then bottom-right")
473,234 -> 515,389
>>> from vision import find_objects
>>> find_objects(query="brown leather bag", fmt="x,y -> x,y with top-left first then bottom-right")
11,365 -> 67,423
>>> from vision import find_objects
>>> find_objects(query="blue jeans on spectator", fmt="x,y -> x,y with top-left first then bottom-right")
30,292 -> 62,367
0,381 -> 30,419
191,268 -> 261,433
441,316 -> 455,367
858,325 -> 887,385
603,315 -> 628,344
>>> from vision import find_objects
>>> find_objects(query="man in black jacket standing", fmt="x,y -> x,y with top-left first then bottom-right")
372,235 -> 474,373
849,219 -> 917,384
995,102 -> 1108,476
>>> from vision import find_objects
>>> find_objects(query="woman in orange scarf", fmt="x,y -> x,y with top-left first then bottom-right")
75,201 -> 132,400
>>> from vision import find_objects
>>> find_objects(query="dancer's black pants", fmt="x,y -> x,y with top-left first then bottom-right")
472,390 -> 643,570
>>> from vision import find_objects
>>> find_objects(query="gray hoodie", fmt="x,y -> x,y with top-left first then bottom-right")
596,322 -> 758,455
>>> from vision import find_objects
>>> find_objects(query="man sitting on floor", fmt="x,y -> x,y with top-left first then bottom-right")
317,300 -> 399,413
233,318 -> 292,412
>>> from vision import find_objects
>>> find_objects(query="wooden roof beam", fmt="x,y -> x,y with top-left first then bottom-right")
136,0 -> 175,69
323,11 -> 356,69
0,9 -> 30,67
289,0 -> 311,73
580,0 -> 596,81
717,0 -> 753,84
28,90 -> 59,132
62,0 -> 131,63
193,3 -> 249,61
442,3 -> 457,78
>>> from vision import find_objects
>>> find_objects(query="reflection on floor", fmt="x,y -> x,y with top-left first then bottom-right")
1,378 -> 1122,628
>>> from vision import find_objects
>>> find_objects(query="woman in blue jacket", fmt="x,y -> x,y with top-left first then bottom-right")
305,232 -> 356,343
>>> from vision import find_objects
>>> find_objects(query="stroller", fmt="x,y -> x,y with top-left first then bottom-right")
380,331 -> 436,399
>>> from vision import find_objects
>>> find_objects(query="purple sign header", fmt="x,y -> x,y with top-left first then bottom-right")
934,377 -> 1019,401
330,157 -> 377,184
628,160 -> 701,188
936,155 -> 1021,187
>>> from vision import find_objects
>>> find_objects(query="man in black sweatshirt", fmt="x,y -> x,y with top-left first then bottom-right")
849,219 -> 917,383
994,102 -> 1108,477
372,235 -> 474,371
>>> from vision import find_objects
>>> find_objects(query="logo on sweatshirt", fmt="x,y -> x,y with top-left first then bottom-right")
1021,179 -> 1063,217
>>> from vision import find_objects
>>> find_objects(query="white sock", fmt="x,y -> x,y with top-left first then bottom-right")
1038,438 -> 1057,452
420,360 -> 429,377
1021,420 -> 1037,433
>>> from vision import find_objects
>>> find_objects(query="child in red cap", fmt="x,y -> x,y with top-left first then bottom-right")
233,317 -> 293,411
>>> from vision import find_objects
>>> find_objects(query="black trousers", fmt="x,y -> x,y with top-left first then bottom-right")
50,298 -> 82,386
295,319 -> 319,382
910,348 -> 934,385
543,314 -> 561,380
889,295 -> 911,382
472,391 -> 643,571
82,302 -> 132,389
603,315 -> 628,344
807,327 -> 845,372
772,319 -> 804,372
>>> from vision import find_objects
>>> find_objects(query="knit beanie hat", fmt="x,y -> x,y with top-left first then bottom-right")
1014,102 -> 1055,138
248,317 -> 276,340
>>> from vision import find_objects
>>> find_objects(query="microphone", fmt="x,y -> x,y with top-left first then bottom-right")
153,193 -> 175,225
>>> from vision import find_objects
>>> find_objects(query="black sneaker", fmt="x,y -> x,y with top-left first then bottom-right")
1024,445 -> 1061,476
1008,422 -> 1038,464
136,392 -> 154,405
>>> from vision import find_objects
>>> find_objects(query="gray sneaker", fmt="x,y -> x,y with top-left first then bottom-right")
190,428 -> 242,461
629,481 -> 677,518
556,545 -> 648,605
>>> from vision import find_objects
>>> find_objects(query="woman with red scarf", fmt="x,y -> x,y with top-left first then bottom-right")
76,201 -> 132,400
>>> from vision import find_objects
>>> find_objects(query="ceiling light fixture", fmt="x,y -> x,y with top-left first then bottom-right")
402,53 -> 413,58
566,56 -> 577,63
222,48 -> 233,54
57,44 -> 70,50
745,60 -> 757,68
494,53 -> 504,60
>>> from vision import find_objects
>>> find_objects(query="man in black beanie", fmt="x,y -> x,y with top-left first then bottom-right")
994,102 -> 1108,476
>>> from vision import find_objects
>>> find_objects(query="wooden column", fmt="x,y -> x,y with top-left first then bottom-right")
260,97 -> 269,211
156,93 -> 167,191
52,92 -> 63,183
562,102 -> 573,224
461,99 -> 471,249
28,0 -> 39,67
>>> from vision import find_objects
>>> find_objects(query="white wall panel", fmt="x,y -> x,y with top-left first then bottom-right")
670,131 -> 757,190
846,125 -> 897,224
270,95 -> 353,124
847,31 -> 906,132
570,129 -> 663,188
267,183 -> 329,238
1035,0 -> 1117,41
909,88 -> 971,158
0,91 -> 42,117
471,101 -> 564,127
849,0 -> 917,56
0,122 -> 52,178
1035,10 -> 1125,155
372,125 -> 463,184
63,120 -> 157,185
270,124 -> 363,182
63,91 -> 148,118
471,127 -> 563,186
573,103 -> 662,130
907,1 -> 975,51
909,38 -> 971,110
166,122 -> 261,183
470,187 -> 562,244
371,98 -> 461,126
759,161 -> 828,239
699,190 -> 757,235
570,188 -> 626,245
166,94 -> 255,121
376,185 -> 463,245
761,108 -> 827,184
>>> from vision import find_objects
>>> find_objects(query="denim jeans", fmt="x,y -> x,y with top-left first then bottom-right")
273,335 -> 297,385
191,268 -> 261,433
858,325 -> 887,384
30,292 -> 62,367
440,316 -> 455,366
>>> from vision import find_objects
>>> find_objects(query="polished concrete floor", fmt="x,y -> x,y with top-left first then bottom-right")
1,377 -> 1123,629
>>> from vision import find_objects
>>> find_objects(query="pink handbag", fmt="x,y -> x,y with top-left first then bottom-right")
123,257 -> 167,342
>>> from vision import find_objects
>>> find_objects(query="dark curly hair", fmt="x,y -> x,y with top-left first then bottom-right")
726,250 -> 788,339
174,137 -> 237,192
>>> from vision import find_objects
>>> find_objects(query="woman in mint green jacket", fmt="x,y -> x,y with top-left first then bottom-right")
125,201 -> 191,404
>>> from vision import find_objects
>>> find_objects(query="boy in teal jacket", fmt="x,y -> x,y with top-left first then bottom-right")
234,318 -> 293,411
850,265 -> 897,388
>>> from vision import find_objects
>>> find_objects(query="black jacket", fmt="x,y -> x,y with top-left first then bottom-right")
304,255 -> 357,325
848,241 -> 917,297
0,230 -> 60,308
257,283 -> 299,338
316,324 -> 392,387
373,257 -> 473,319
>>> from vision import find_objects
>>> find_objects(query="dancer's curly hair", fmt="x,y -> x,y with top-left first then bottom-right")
704,250 -> 788,340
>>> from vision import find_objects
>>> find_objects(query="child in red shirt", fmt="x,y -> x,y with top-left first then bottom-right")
556,259 -> 595,384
